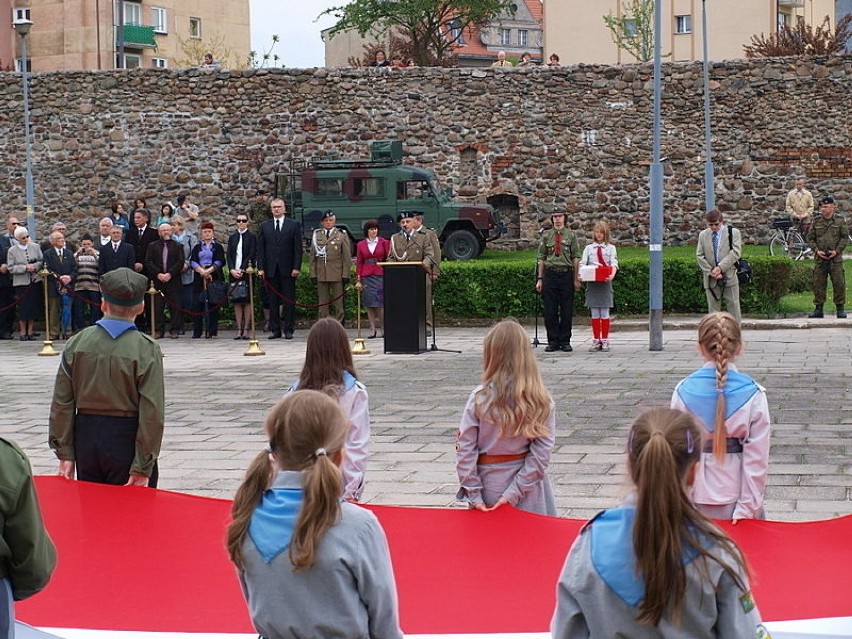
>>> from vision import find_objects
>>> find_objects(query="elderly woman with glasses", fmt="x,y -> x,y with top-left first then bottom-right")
227,215 -> 257,339
6,226 -> 43,340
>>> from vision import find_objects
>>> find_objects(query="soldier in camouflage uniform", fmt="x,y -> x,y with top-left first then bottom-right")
310,210 -> 352,322
806,196 -> 848,319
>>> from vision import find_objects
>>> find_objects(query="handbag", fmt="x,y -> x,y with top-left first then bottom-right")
198,280 -> 228,306
728,227 -> 753,285
228,279 -> 249,303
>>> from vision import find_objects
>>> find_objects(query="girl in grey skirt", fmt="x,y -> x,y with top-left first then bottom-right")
581,221 -> 619,352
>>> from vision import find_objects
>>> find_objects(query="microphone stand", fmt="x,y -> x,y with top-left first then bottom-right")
532,263 -> 541,347
424,255 -> 460,354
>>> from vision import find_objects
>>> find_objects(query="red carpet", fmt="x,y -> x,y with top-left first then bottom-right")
17,477 -> 852,634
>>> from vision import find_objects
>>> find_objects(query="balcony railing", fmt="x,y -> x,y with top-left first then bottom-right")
116,24 -> 157,48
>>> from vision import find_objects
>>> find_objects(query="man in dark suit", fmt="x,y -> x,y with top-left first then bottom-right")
126,208 -> 159,332
98,225 -> 136,275
144,223 -> 185,338
256,198 -> 303,339
43,231 -> 78,340
126,208 -> 159,275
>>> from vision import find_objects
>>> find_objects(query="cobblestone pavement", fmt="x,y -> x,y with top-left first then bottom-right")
2,319 -> 849,521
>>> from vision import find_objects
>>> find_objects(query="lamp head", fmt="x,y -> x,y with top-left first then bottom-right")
13,18 -> 33,37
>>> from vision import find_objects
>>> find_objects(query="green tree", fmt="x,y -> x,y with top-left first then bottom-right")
602,0 -> 658,63
249,34 -> 283,68
743,14 -> 851,58
323,0 -> 514,66
174,33 -> 246,68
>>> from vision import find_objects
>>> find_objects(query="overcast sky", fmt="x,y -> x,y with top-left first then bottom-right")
251,0 -> 341,68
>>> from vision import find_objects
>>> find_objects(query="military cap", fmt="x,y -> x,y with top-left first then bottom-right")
820,196 -> 835,205
320,209 -> 336,220
101,268 -> 147,306
399,210 -> 418,219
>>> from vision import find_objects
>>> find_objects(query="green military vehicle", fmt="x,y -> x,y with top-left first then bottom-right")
278,141 -> 503,260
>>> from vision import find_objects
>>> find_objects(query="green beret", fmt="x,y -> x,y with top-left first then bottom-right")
101,268 -> 147,306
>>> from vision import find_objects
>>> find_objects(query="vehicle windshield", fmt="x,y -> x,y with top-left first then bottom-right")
427,174 -> 446,201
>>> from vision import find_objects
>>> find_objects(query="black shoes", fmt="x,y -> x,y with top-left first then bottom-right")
561,344 -> 573,352
545,344 -> 558,352
284,331 -> 294,340
269,333 -> 282,339
545,343 -> 572,353
838,306 -> 847,319
808,305 -> 824,318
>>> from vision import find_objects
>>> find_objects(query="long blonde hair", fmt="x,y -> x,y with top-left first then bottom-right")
227,390 -> 348,571
697,312 -> 742,463
474,319 -> 551,439
628,408 -> 748,626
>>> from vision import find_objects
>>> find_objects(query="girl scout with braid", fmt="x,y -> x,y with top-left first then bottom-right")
227,391 -> 402,639
670,312 -> 771,522
552,408 -> 768,638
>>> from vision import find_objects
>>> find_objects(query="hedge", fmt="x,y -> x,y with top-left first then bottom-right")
213,256 -> 807,326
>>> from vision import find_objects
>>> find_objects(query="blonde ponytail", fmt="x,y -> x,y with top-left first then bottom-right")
697,313 -> 741,464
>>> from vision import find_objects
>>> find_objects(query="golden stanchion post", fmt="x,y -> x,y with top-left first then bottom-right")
37,265 -> 59,356
147,280 -> 158,338
243,262 -> 265,356
352,282 -> 369,355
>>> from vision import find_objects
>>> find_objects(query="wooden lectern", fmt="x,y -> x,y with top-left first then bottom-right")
380,261 -> 427,353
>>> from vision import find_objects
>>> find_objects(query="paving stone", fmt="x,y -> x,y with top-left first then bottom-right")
1,323 -> 849,521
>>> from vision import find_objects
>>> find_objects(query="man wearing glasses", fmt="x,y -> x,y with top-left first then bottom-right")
256,199 -> 303,339
0,217 -> 19,339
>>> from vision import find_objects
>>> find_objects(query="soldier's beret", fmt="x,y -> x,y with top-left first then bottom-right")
101,268 -> 147,307
320,209 -> 336,220
820,196 -> 835,205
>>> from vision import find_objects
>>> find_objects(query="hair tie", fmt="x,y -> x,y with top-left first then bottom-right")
686,430 -> 694,454
627,429 -> 635,453
314,447 -> 327,459
264,443 -> 274,453
716,387 -> 724,395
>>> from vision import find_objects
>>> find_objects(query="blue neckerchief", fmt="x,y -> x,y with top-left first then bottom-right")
96,318 -> 137,340
289,371 -> 357,393
676,367 -> 759,434
248,481 -> 304,564
590,507 -> 699,607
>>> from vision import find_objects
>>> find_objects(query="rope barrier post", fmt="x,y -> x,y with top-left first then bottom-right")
147,280 -> 158,338
243,262 -> 265,356
37,265 -> 59,356
352,283 -> 369,355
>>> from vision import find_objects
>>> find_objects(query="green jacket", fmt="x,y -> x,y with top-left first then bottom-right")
0,437 -> 57,600
807,213 -> 848,262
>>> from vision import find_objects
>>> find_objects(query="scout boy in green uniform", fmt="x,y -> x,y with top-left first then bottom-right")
536,211 -> 581,352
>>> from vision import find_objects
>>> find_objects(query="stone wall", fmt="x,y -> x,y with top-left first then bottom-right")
0,57 -> 850,247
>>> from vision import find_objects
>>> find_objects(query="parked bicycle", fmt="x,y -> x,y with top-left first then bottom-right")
768,217 -> 812,260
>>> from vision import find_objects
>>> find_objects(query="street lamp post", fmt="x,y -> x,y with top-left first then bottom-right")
701,0 -> 716,212
13,18 -> 37,242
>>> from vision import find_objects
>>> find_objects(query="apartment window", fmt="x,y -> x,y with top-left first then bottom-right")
189,17 -> 201,39
13,7 -> 31,21
518,29 -> 528,47
151,7 -> 167,34
448,18 -> 464,44
500,28 -> 511,46
777,12 -> 791,29
674,15 -> 692,34
152,57 -> 167,68
117,1 -> 142,25
15,58 -> 32,72
116,52 -> 142,68
624,18 -> 638,37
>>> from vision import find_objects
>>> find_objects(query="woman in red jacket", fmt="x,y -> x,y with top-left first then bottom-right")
354,220 -> 390,338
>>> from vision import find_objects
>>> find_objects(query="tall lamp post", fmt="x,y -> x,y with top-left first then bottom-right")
13,18 -> 37,242
701,0 -> 715,212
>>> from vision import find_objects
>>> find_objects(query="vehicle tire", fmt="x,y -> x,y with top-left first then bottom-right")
443,229 -> 481,261
769,234 -> 789,258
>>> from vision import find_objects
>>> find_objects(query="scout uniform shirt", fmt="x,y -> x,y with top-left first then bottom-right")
537,227 -> 580,271
309,226 -> 351,282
